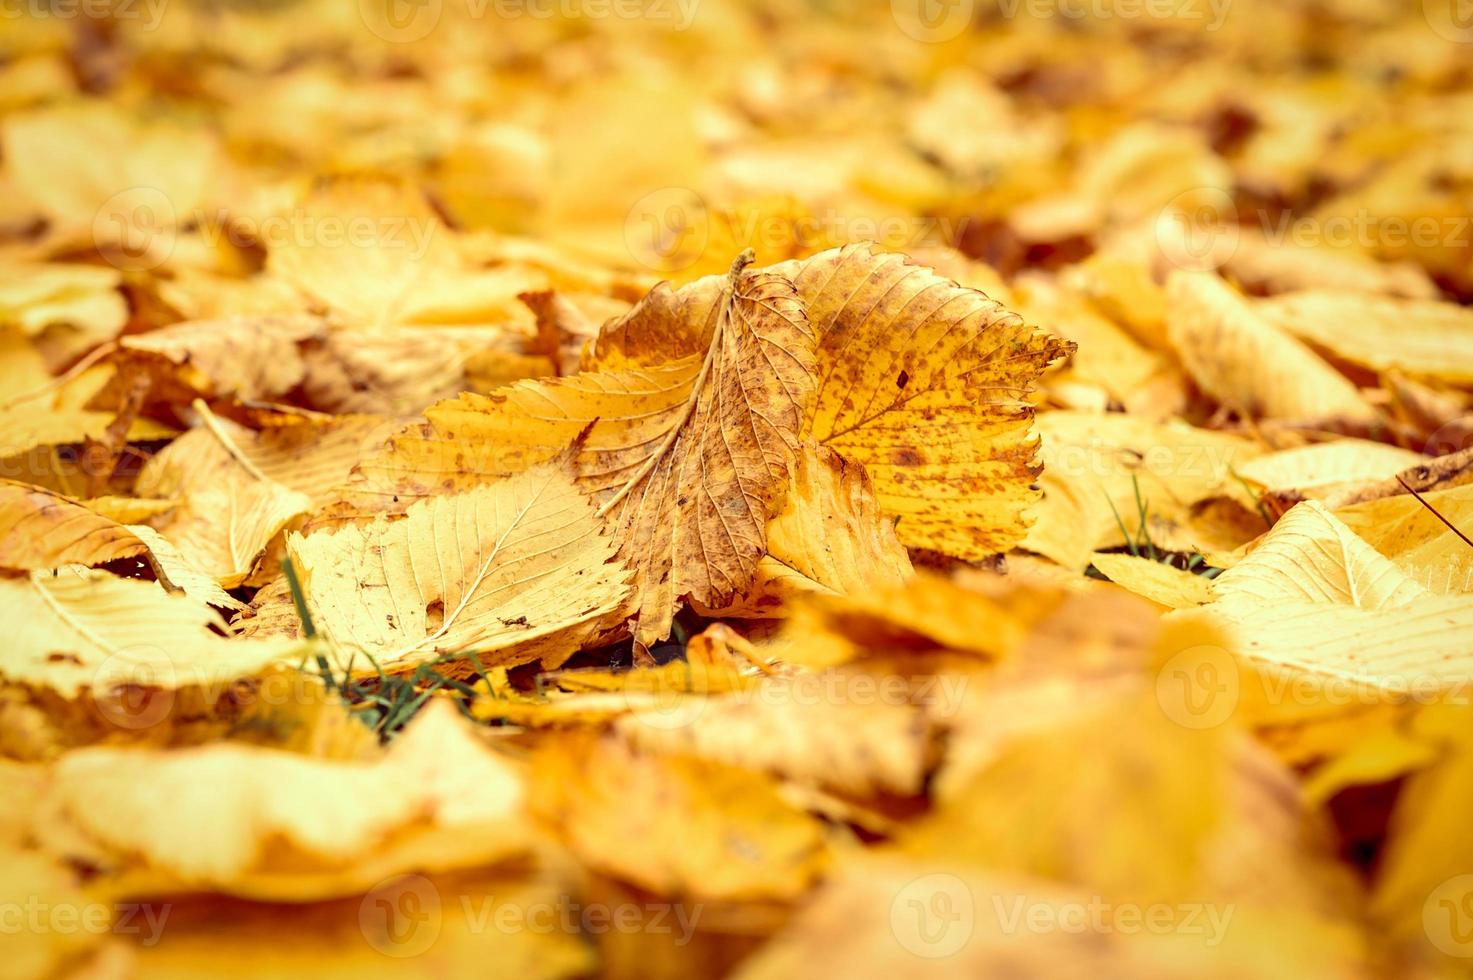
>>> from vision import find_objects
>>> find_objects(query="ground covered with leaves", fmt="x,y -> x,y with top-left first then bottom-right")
3,1 -> 1473,977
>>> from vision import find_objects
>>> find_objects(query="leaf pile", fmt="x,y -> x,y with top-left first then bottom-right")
2,2 -> 1473,979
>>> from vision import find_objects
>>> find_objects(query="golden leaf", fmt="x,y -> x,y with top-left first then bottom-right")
0,479 -> 146,570
1234,440 -> 1427,508
1088,552 -> 1215,609
288,465 -> 632,674
0,334 -> 171,459
266,179 -> 541,330
1335,484 -> 1473,594
1165,271 -> 1376,421
700,445 -> 913,617
0,569 -> 295,696
0,262 -> 126,363
1022,411 -> 1260,570
1213,501 -> 1431,610
347,253 -> 817,643
116,314 -> 325,404
39,701 -> 529,900
770,245 -> 1072,558
1257,290 -> 1473,384
530,734 -> 826,902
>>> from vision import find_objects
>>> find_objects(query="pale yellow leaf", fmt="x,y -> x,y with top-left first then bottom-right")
1213,501 -> 1431,610
288,466 -> 632,674
700,445 -> 913,617
1258,290 -> 1473,384
0,569 -> 295,696
1022,411 -> 1260,570
344,256 -> 817,643
40,701 -> 529,900
1166,271 -> 1375,421
1089,552 -> 1215,609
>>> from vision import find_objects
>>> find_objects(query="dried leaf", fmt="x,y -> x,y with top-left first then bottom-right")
40,701 -> 528,900
288,466 -> 632,673
348,254 -> 816,643
771,245 -> 1072,558
1166,271 -> 1376,421
0,479 -> 147,570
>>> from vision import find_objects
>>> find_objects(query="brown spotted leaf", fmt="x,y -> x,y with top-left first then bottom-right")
769,245 -> 1073,559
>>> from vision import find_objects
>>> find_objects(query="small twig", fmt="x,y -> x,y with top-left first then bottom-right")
1395,475 -> 1473,552
192,398 -> 269,482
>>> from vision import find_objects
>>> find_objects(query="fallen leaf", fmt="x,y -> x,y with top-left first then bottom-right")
0,480 -> 147,570
1166,271 -> 1376,422
530,733 -> 826,902
38,701 -> 529,900
288,465 -> 632,674
771,245 -> 1072,559
346,253 -> 816,643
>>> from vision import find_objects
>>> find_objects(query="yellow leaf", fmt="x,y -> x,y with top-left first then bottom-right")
267,178 -> 541,330
1089,552 -> 1215,609
288,466 -> 632,674
699,445 -> 913,617
347,254 -> 817,643
1234,440 -> 1427,507
735,857 -> 1371,980
129,869 -> 596,979
0,335 -> 170,458
139,464 -> 310,589
0,569 -> 295,697
1,100 -> 218,249
1335,484 -> 1473,594
0,262 -> 126,362
1213,501 -> 1430,610
1022,411 -> 1259,570
617,669 -> 934,797
1258,290 -> 1473,384
0,851 -> 110,980
530,734 -> 826,902
117,314 -> 325,404
771,244 -> 1072,559
1370,705 -> 1473,959
40,701 -> 529,900
780,573 -> 1030,670
900,693 -> 1224,902
0,479 -> 147,570
1165,271 -> 1375,421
